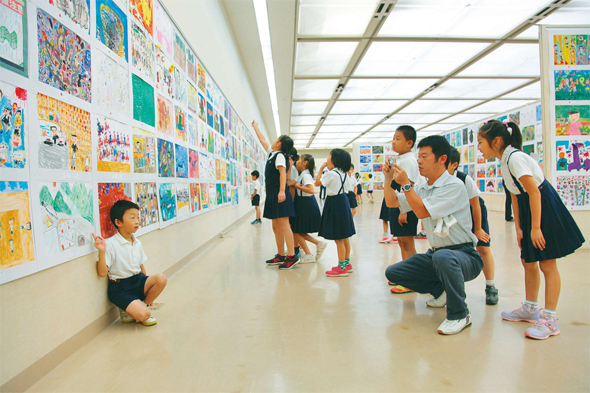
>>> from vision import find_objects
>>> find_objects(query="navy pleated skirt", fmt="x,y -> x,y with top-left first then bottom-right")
517,180 -> 584,262
472,198 -> 490,248
379,198 -> 390,221
347,191 -> 358,208
356,184 -> 362,195
319,194 -> 356,240
292,195 -> 321,234
263,189 -> 295,219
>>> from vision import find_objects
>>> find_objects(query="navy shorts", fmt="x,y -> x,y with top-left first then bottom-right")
252,194 -> 260,206
107,273 -> 148,311
389,207 -> 419,237
367,190 -> 373,194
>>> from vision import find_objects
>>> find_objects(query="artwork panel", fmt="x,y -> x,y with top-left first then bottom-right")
554,70 -> 590,101
173,29 -> 186,72
173,67 -> 187,106
0,0 -> 28,77
134,181 -> 158,229
132,129 -> 156,173
94,49 -> 129,117
96,117 -> 131,173
0,181 -> 35,270
175,182 -> 190,220
132,74 -> 155,127
187,81 -> 198,113
556,140 -> 590,172
553,34 -> 589,66
155,50 -> 174,98
188,148 -> 198,178
96,0 -> 128,60
0,81 -> 27,169
153,0 -> 172,56
157,137 -> 174,177
174,143 -> 188,178
197,62 -> 205,93
156,94 -> 174,136
556,176 -> 590,208
555,105 -> 590,136
129,0 -> 152,35
97,182 -> 131,238
157,182 -> 176,223
131,21 -> 154,80
174,105 -> 186,141
187,48 -> 196,83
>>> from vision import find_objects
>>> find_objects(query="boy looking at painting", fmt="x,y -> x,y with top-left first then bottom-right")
251,170 -> 262,225
93,200 -> 167,326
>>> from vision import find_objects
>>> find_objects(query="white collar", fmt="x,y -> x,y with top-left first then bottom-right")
114,231 -> 136,245
397,151 -> 414,160
424,170 -> 450,190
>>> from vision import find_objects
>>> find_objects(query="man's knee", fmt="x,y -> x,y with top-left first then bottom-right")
432,250 -> 455,269
385,264 -> 401,282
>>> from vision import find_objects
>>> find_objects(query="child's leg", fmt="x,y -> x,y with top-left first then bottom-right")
477,246 -> 495,281
272,219 -> 285,255
126,299 -> 151,322
522,260 -> 541,302
255,206 -> 261,220
334,239 -> 345,263
301,233 -> 320,246
277,217 -> 295,256
343,238 -> 351,260
382,220 -> 389,235
539,259 -> 561,311
398,236 -> 417,260
296,233 -> 312,254
351,207 -> 357,217
143,273 -> 168,305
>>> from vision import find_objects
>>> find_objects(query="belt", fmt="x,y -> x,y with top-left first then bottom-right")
109,278 -> 121,283
431,242 -> 474,252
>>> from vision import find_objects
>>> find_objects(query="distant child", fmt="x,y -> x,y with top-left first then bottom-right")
252,120 -> 299,269
315,149 -> 356,277
378,197 -> 393,244
291,154 -> 327,263
287,148 -> 301,257
448,148 -> 498,305
93,200 -> 167,326
355,172 -> 363,204
250,170 -> 261,225
478,119 -> 584,339
346,164 -> 359,217
367,173 -> 374,202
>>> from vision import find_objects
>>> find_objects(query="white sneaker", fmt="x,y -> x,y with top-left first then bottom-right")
141,316 -> 157,326
316,242 -> 327,260
437,314 -> 472,335
379,236 -> 392,244
119,308 -> 135,323
300,254 -> 316,264
426,292 -> 447,308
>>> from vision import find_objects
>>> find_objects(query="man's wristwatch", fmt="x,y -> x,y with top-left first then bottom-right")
401,183 -> 413,192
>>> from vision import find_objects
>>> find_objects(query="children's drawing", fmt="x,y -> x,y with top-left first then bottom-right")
158,182 -> 176,221
508,111 -> 520,126
522,125 -> 535,142
188,149 -> 198,178
206,101 -> 213,128
174,143 -> 188,178
189,183 -> 200,212
553,34 -> 589,66
372,164 -> 383,172
53,0 -> 90,33
173,30 -> 186,71
37,93 -> 91,171
461,146 -> 469,164
462,128 -> 468,145
555,105 -> 590,136
0,81 -> 26,169
208,183 -> 216,207
133,130 -> 156,173
213,109 -> 220,132
157,137 -> 174,177
135,182 -> 158,227
187,113 -> 197,146
156,95 -> 174,136
131,21 -> 154,80
94,49 -> 129,117
523,144 -> 535,156
485,179 -> 496,193
198,92 -> 206,122
37,8 -> 91,101
98,182 -> 131,238
556,176 -> 590,208
0,182 -> 34,269
486,164 -> 496,178
468,146 -> 475,163
187,81 -> 198,113
477,165 -> 485,178
155,50 -> 174,98
199,182 -> 208,209
1,0 -> 27,77
96,117 -> 131,173
129,0 -> 152,36
197,62 -> 206,93
373,154 -> 383,163
174,67 -> 187,106
556,140 -> 590,172
207,128 -> 214,154
198,121 -> 207,150
132,74 -> 155,127
360,163 -> 371,173
187,48 -> 197,83
216,183 -> 222,205
176,183 -> 190,218
554,70 -> 590,101
175,105 -> 186,141
153,0 -> 172,57
96,0 -> 127,60
537,141 -> 543,161
478,179 -> 485,192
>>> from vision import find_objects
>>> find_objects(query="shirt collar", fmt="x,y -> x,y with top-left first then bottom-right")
300,169 -> 310,176
501,146 -> 516,163
397,151 -> 414,160
114,231 -> 135,245
424,170 -> 450,189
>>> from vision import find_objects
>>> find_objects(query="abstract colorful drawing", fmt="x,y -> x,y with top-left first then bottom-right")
216,183 -> 222,205
189,183 -> 200,212
53,0 -> 90,33
176,183 -> 190,218
206,101 -> 213,128
0,81 -> 26,169
175,105 -> 186,141
134,182 -> 158,227
94,49 -> 129,117
153,0 -> 172,57
371,146 -> 383,154
0,0 -> 28,77
37,9 -> 91,101
197,62 -> 206,93
522,125 -> 535,142
175,143 -> 188,178
553,34 -> 589,65
96,0 -> 127,60
174,67 -> 187,106
0,182 -> 34,269
556,140 -> 590,172
373,164 -> 383,172
155,50 -> 174,98
156,95 -> 174,136
461,146 -> 469,164
173,30 -> 186,71
133,130 -> 156,173
208,183 -> 216,207
555,105 -> 590,136
187,81 -> 198,113
187,113 -> 197,146
37,93 -> 91,171
478,179 -> 485,192
468,146 -> 475,163
523,144 -> 535,156
131,21 -> 154,80
157,138 -> 174,177
360,155 -> 371,164
200,182 -> 208,209
96,117 -> 131,172
554,70 -> 590,101
207,129 -> 214,154
129,0 -> 152,36
132,74 -> 155,127
187,48 -> 197,83
485,179 -> 496,193
158,182 -> 176,221
198,121 -> 207,150
373,154 -> 383,163
198,92 -> 206,122
508,111 -> 520,126
486,164 -> 496,178
556,176 -> 590,208
98,182 -> 131,238
38,181 -> 93,254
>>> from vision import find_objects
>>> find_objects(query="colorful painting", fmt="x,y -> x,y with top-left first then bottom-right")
198,121 -> 207,150
176,183 -> 190,218
37,8 -> 91,101
0,81 -> 27,169
461,146 -> 469,164
508,111 -> 520,126
134,182 -> 158,227
132,74 -> 155,127
207,128 -> 214,154
208,183 -> 216,207
187,48 -> 197,83
198,92 -> 206,122
131,21 -> 154,80
0,182 -> 34,269
153,0 -> 172,57
555,105 -> 590,136
187,113 -> 197,146
200,182 -> 208,209
478,179 -> 485,192
157,138 -> 174,177
556,176 -> 590,208
477,165 -> 485,178
98,182 -> 131,238
187,81 -> 198,113
522,125 -> 535,142
189,183 -> 200,212
175,105 -> 186,141
96,117 -> 131,172
373,154 -> 383,163
485,179 -> 496,193
53,0 -> 90,33
174,67 -> 187,106
0,0 -> 27,77
554,70 -> 590,101
537,141 -> 543,161
188,148 -> 198,178
158,182 -> 176,221
556,140 -> 590,172
94,49 -> 129,117
206,101 -> 213,128
173,30 -> 186,71
175,143 -> 188,178
523,144 -> 535,156
486,164 -> 496,178
133,130 -> 156,173
553,34 -> 589,65
468,146 -> 475,163
96,0 -> 127,60
129,0 -> 152,36
155,50 -> 174,98
373,163 -> 383,172
197,62 -> 206,93
37,93 -> 91,171
156,95 -> 174,136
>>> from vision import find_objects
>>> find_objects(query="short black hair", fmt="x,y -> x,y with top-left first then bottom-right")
350,163 -> 354,169
288,147 -> 299,162
449,147 -> 460,166
251,170 -> 259,178
417,135 -> 451,168
110,200 -> 140,228
395,125 -> 417,148
278,135 -> 294,154
369,173 -> 373,179
330,148 -> 351,172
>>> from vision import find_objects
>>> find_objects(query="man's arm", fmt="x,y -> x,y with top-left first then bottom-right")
388,163 -> 430,219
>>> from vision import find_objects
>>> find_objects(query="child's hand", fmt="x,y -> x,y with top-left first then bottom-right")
92,233 -> 106,252
516,228 -> 523,250
252,120 -> 258,128
531,228 -> 546,250
278,190 -> 286,203
398,212 -> 407,226
475,228 -> 490,243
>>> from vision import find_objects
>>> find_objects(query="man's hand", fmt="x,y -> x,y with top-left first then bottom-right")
392,164 -> 410,187
398,212 -> 408,226
92,233 -> 105,252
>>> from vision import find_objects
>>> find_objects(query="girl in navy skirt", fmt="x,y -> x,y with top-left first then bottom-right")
315,149 -> 356,277
292,154 -> 327,263
478,119 -> 584,340
252,121 -> 299,270
355,172 -> 363,204
346,165 -> 359,217
379,198 -> 394,243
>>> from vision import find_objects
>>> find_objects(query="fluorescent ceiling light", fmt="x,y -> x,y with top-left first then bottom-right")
295,42 -> 359,76
293,79 -> 339,100
385,113 -> 449,124
323,114 -> 386,125
400,100 -> 482,113
458,43 -> 540,76
465,100 -> 536,113
291,101 -> 328,115
331,100 -> 407,114
298,0 -> 379,36
422,78 -> 532,99
501,82 -> 541,99
291,115 -> 322,125
318,125 -> 368,133
340,78 -> 438,99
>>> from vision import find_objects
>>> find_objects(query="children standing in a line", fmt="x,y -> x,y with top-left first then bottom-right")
448,148 -> 498,305
252,120 -> 299,270
355,172 -> 363,204
315,149 -> 356,277
250,170 -> 261,225
346,164 -> 359,217
291,154 -> 327,263
478,119 -> 584,339
367,174 -> 374,202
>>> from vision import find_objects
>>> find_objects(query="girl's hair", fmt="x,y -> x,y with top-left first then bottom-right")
277,135 -> 294,154
355,172 -> 360,178
478,120 -> 522,151
330,148 -> 351,172
300,154 -> 315,177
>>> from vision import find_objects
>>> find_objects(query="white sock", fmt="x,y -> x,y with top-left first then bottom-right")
543,309 -> 557,319
524,300 -> 538,310
383,232 -> 389,237
486,280 -> 495,287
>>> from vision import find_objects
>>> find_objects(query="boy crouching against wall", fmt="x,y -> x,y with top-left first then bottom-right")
93,200 -> 167,326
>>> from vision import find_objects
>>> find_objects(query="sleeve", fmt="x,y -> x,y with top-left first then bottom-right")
254,181 -> 259,192
320,171 -> 335,187
275,153 -> 286,169
104,241 -> 114,268
139,244 -> 148,264
465,175 -> 480,199
301,173 -> 314,186
422,181 -> 470,220
400,157 -> 420,184
398,192 -> 412,214
508,153 -> 534,181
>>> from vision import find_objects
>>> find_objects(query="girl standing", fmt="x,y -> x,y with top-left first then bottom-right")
346,165 -> 359,217
355,172 -> 363,204
477,119 -> 584,340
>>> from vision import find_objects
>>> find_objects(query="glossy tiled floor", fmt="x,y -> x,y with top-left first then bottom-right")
28,198 -> 590,392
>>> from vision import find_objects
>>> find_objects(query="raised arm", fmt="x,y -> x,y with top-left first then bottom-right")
93,233 -> 108,278
252,120 -> 270,152
315,162 -> 327,186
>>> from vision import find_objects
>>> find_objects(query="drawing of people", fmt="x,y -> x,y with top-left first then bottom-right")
12,128 -> 21,148
51,126 -> 59,145
9,218 -> 15,235
1,107 -> 12,134
71,134 -> 78,170
566,110 -> 582,135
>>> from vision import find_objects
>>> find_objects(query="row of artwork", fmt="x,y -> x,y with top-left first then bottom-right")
358,144 -> 394,190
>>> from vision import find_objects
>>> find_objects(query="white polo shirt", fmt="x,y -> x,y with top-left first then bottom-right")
253,179 -> 261,193
344,173 -> 357,193
321,168 -> 349,196
267,147 -> 286,169
501,146 -> 545,195
104,232 -> 148,280
455,171 -> 479,200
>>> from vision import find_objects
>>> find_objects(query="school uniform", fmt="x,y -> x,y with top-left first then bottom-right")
367,179 -> 374,194
251,179 -> 261,206
318,169 -> 356,240
345,174 -> 358,208
289,163 -> 299,227
292,169 -> 322,234
389,151 -> 422,237
356,178 -> 362,195
456,171 -> 490,247
263,147 -> 295,219
502,146 -> 584,262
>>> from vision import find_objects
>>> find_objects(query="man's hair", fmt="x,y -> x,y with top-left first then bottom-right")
110,200 -> 140,228
395,125 -> 417,148
449,147 -> 461,166
417,135 -> 451,168
251,170 -> 259,178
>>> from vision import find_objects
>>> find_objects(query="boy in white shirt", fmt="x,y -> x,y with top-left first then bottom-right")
250,170 -> 262,225
367,174 -> 375,203
93,200 -> 167,325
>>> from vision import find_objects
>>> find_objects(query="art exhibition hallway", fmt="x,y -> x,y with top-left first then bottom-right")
27,199 -> 589,393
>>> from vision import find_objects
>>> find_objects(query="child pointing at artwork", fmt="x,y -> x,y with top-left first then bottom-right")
94,200 -> 167,326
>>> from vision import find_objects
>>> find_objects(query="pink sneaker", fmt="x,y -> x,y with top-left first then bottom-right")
326,266 -> 349,277
379,236 -> 392,244
391,237 -> 398,243
346,263 -> 353,273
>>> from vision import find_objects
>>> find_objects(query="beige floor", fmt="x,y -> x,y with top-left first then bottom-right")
28,198 -> 590,392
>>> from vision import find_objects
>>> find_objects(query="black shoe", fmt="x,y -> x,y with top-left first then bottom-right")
278,255 -> 299,270
506,217 -> 514,222
266,254 -> 285,265
485,285 -> 499,305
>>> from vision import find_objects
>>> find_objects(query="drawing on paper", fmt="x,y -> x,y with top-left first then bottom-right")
554,70 -> 590,101
198,121 -> 207,150
153,0 -> 172,57
175,105 -> 186,141
158,183 -> 176,221
175,143 -> 188,178
556,140 -> 590,172
523,144 -> 535,156
556,176 -> 590,208
468,146 -> 475,163
132,74 -> 155,127
98,182 -> 131,238
206,101 -> 213,128
197,63 -> 206,93
37,93 -> 91,171
187,113 -> 197,146
461,146 -> 469,164
173,30 -> 186,71
200,182 -> 208,209
133,130 -> 156,173
485,179 -> 496,193
156,95 -> 174,136
38,9 -> 91,101
0,81 -> 26,169
53,0 -> 90,33
131,21 -> 154,80
359,146 -> 371,155
155,50 -> 174,98
555,105 -> 590,136
174,67 -> 187,106
553,34 -> 589,65
94,49 -> 129,117
96,118 -> 131,172
213,109 -> 220,132
522,125 -> 535,142
198,93 -> 206,122
135,182 -> 158,227
96,0 -> 127,60
189,183 -> 200,212
38,181 -> 93,254
187,82 -> 198,113
176,183 -> 190,217
129,0 -> 152,36
508,112 -> 520,126
157,138 -> 174,177
0,0 -> 27,77
187,48 -> 197,82
188,149 -> 198,178
0,182 -> 34,269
